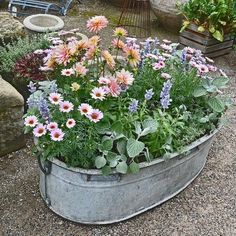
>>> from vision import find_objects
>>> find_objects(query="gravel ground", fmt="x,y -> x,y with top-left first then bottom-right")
1,1 -> 236,235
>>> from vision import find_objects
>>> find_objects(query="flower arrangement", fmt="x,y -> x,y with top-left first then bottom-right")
177,0 -> 236,42
24,16 -> 231,175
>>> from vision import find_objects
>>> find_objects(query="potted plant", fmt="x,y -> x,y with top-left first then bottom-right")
23,16 -> 231,224
177,0 -> 236,58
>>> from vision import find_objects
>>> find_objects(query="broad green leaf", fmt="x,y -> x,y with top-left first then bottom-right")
209,25 -> 215,33
212,77 -> 229,88
218,20 -> 226,26
106,151 -> 117,161
142,118 -> 158,133
199,117 -> 209,123
102,138 -> 113,151
109,160 -> 118,168
127,138 -> 145,158
95,156 -> 107,169
193,86 -> 207,97
212,30 -> 223,42
198,26 -> 205,32
116,161 -> 128,174
96,120 -> 111,134
102,166 -> 112,175
180,20 -> 190,33
129,162 -> 140,174
208,97 -> 225,113
117,139 -> 127,155
111,121 -> 123,134
134,121 -> 142,135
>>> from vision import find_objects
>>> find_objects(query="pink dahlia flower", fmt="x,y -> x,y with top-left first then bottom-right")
86,16 -> 108,33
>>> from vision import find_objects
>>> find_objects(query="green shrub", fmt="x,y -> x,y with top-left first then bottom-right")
0,35 -> 49,75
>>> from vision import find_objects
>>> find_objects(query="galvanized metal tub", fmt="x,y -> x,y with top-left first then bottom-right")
39,129 -> 218,224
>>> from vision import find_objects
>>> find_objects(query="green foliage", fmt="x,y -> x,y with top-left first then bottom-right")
0,35 -> 49,74
177,0 -> 236,41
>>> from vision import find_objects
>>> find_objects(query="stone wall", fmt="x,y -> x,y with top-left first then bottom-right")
0,76 -> 25,156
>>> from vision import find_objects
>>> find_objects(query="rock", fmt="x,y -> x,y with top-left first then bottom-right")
150,0 -> 187,33
0,12 -> 26,43
0,75 -> 25,156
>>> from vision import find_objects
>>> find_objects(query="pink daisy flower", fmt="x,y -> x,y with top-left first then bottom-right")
116,69 -> 134,86
87,109 -> 104,123
59,101 -> 74,113
47,122 -> 58,131
50,128 -> 65,142
153,61 -> 165,70
185,47 -> 195,54
78,103 -> 93,116
66,118 -> 76,129
161,73 -> 171,80
197,64 -> 209,74
160,44 -> 172,52
86,15 -> 108,33
49,93 -> 63,105
61,68 -> 75,77
24,115 -> 38,127
189,60 -> 197,68
33,124 -> 46,137
91,87 -> 106,101
208,65 -> 217,72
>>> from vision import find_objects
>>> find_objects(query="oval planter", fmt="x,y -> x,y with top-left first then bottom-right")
39,129 -> 218,224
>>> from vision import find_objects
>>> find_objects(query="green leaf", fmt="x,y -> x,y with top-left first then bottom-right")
116,161 -> 128,174
193,86 -> 207,97
129,162 -> 140,174
199,117 -> 209,123
106,151 -> 117,161
209,25 -> 215,33
109,160 -> 118,168
208,97 -> 225,113
218,20 -> 226,26
212,77 -> 229,89
117,139 -> 127,155
180,20 -> 190,33
134,121 -> 142,135
96,120 -> 111,134
95,156 -> 107,169
111,121 -> 123,134
212,30 -> 223,42
142,118 -> 158,133
102,137 -> 113,151
198,26 -> 205,32
102,166 -> 112,175
127,138 -> 145,158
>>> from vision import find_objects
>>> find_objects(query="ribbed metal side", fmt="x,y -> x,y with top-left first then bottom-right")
39,130 -> 217,224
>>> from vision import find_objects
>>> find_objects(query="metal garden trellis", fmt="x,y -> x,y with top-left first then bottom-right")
117,0 -> 151,38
